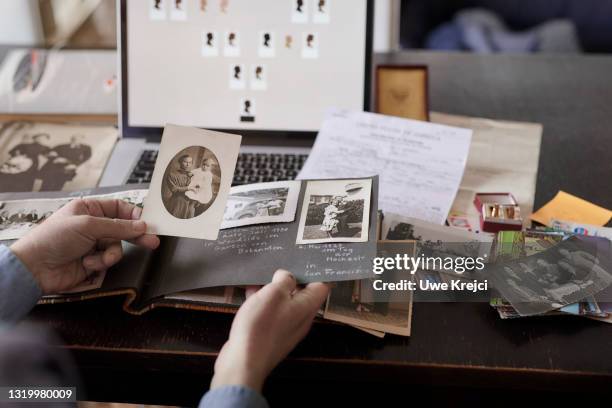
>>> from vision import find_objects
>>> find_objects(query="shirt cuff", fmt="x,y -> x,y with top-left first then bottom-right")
200,385 -> 269,408
0,245 -> 42,324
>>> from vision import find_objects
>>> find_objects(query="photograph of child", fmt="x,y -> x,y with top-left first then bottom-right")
296,178 -> 371,244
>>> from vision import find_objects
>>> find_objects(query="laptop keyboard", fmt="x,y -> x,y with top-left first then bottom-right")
126,150 -> 308,186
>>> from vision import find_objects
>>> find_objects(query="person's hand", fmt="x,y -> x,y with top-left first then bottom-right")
211,270 -> 330,392
10,198 -> 160,295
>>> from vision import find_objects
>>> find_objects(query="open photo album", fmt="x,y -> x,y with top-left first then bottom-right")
0,177 -> 384,317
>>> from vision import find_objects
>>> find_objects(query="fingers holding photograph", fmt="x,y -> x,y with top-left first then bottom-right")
221,180 -> 301,229
296,178 -> 372,244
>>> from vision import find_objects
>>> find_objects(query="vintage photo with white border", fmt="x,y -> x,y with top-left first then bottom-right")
221,180 -> 301,229
141,124 -> 241,240
296,178 -> 371,244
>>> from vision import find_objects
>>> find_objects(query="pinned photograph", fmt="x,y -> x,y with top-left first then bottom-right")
250,64 -> 267,91
141,125 -> 241,240
285,34 -> 294,49
229,64 -> 246,90
313,0 -> 331,24
0,122 -> 117,193
170,0 -> 187,20
240,98 -> 256,123
296,178 -> 371,244
302,32 -> 319,59
224,31 -> 241,57
258,31 -> 276,58
221,180 -> 301,229
149,0 -> 167,20
291,0 -> 308,23
201,31 -> 219,57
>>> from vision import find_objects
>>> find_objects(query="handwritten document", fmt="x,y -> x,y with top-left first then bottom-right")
298,109 -> 472,224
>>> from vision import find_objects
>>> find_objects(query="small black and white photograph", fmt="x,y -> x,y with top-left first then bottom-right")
240,97 -> 256,122
149,0 -> 167,20
0,122 -> 117,193
382,214 -> 493,271
229,64 -> 246,90
313,0 -> 331,24
302,32 -> 319,59
0,198 -> 65,241
201,31 -> 219,57
221,180 -> 301,229
258,31 -> 276,58
250,64 -> 267,91
296,178 -> 371,244
291,0 -> 309,23
141,125 -> 241,240
489,236 -> 612,316
224,31 -> 241,57
170,0 -> 187,20
161,146 -> 221,220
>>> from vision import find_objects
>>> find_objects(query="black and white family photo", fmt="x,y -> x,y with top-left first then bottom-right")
161,146 -> 221,220
489,236 -> 612,316
296,179 -> 371,244
0,122 -> 117,193
221,180 -> 300,229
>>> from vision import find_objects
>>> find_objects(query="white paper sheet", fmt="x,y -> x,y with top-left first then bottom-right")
298,109 -> 472,224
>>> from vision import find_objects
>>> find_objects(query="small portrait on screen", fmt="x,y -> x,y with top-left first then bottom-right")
149,0 -> 167,20
291,0 -> 308,23
170,0 -> 187,20
224,31 -> 241,57
229,64 -> 246,90
313,0 -> 331,24
200,0 -> 207,12
302,32 -> 319,59
201,31 -> 219,57
161,146 -> 221,220
285,35 -> 293,49
220,0 -> 229,13
240,98 -> 256,123
258,31 -> 276,58
250,65 -> 267,91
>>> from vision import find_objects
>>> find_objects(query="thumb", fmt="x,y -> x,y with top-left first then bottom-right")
75,215 -> 147,241
294,282 -> 330,314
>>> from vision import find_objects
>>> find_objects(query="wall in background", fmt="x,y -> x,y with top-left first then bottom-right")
0,0 -> 43,45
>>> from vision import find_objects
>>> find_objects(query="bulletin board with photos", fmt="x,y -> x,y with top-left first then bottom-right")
125,0 -> 370,132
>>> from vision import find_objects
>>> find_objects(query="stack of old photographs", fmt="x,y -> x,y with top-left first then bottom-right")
489,230 -> 612,323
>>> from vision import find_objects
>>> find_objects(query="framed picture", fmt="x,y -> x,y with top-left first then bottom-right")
375,65 -> 429,121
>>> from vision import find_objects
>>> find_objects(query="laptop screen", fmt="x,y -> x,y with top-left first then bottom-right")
121,0 -> 373,138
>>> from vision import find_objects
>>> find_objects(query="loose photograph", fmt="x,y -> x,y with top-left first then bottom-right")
0,122 -> 117,193
141,125 -> 241,240
296,178 -> 371,244
221,180 -> 301,229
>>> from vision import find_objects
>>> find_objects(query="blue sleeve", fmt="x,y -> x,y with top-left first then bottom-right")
199,385 -> 269,408
0,245 -> 42,324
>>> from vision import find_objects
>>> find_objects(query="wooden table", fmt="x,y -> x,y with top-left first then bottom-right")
21,51 -> 612,405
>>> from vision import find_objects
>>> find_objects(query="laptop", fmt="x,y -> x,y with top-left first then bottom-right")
100,0 -> 374,187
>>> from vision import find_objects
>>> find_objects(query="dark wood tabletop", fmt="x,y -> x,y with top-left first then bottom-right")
21,51 -> 612,406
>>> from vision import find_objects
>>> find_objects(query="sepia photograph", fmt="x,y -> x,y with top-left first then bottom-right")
141,125 -> 241,240
221,180 -> 301,230
324,279 -> 412,336
161,146 -> 221,220
0,121 -> 117,193
296,178 -> 371,244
